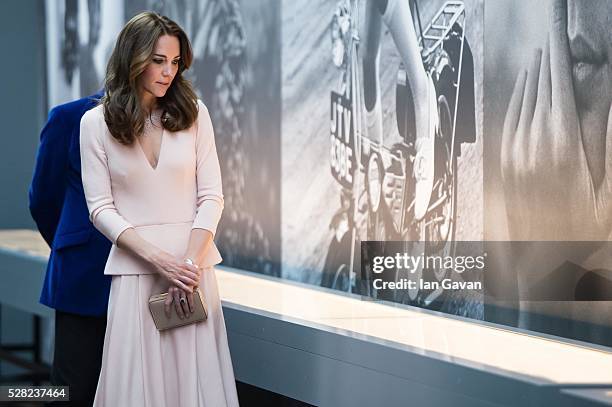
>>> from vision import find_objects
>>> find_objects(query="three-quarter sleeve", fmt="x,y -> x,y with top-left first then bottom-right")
192,100 -> 224,236
80,110 -> 133,244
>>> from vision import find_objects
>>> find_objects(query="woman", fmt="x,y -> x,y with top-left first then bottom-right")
80,12 -> 239,406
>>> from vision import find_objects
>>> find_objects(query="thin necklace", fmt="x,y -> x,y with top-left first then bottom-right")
143,110 -> 163,136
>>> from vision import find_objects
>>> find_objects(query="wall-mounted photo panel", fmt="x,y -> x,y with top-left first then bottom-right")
484,0 -> 612,347
45,0 -> 125,109
281,0 -> 484,319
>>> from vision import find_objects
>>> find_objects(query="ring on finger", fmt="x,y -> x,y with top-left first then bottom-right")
179,297 -> 187,305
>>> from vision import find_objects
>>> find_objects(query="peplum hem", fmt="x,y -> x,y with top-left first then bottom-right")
104,221 -> 222,275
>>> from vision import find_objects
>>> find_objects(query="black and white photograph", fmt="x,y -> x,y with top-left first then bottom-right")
282,0 -> 483,318
45,0 -> 125,108
484,0 -> 612,346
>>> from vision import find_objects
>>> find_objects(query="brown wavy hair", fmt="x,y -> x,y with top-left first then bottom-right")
102,12 -> 198,145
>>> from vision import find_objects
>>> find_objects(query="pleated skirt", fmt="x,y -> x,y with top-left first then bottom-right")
93,268 -> 239,407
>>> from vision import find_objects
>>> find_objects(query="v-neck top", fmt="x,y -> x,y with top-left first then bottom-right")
80,100 -> 223,275
138,108 -> 164,170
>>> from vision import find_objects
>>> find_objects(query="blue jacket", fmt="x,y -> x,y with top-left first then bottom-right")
29,92 -> 111,316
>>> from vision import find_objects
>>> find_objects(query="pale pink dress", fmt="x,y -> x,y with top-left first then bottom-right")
80,101 -> 239,406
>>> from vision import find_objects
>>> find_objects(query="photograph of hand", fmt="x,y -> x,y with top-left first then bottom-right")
485,0 -> 612,346
501,0 -> 612,242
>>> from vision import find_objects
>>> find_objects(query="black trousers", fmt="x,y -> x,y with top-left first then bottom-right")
48,310 -> 106,406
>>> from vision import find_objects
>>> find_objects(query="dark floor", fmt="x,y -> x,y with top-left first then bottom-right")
237,381 -> 314,407
0,378 -> 313,406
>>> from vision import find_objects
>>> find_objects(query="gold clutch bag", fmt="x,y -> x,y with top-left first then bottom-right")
148,288 -> 208,331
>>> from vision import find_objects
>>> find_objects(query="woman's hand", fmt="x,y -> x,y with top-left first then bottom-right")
164,286 -> 196,319
149,251 -> 200,292
114,230 -> 202,291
